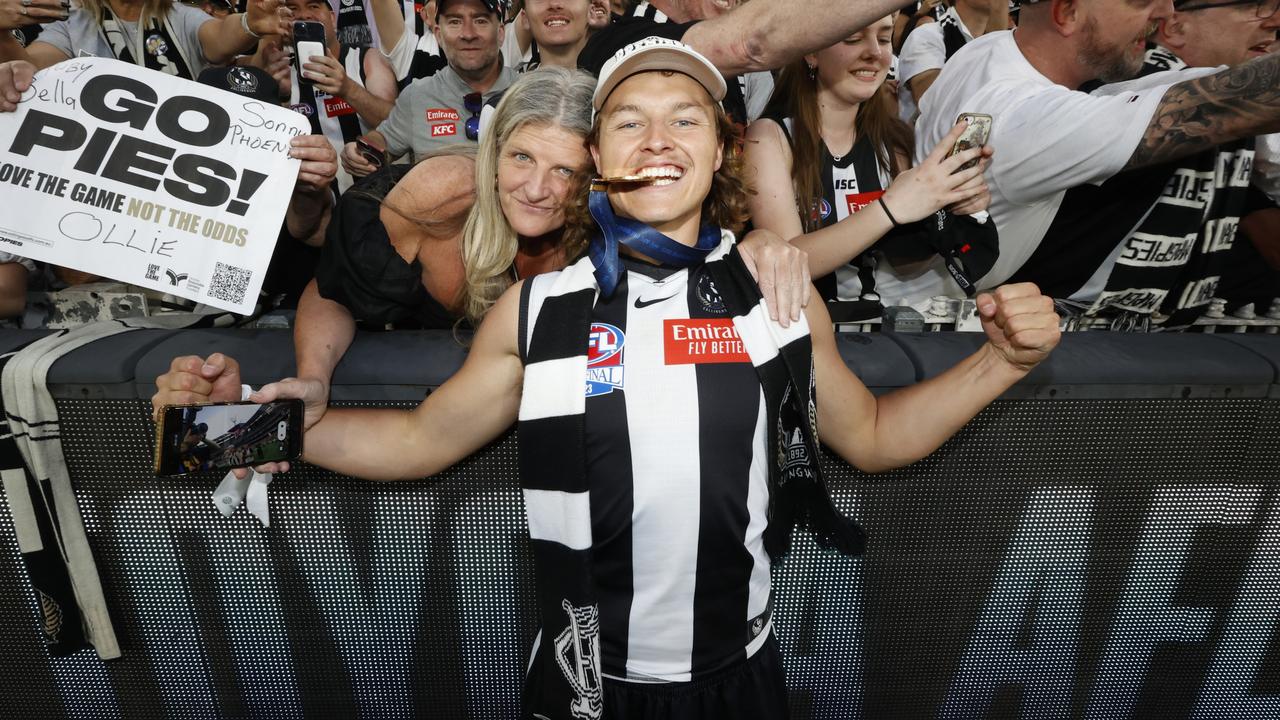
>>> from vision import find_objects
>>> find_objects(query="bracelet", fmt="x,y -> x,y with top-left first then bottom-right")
877,196 -> 900,227
240,12 -> 262,40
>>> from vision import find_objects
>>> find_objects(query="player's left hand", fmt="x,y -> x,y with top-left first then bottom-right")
289,134 -> 337,191
738,228 -> 811,328
977,283 -> 1061,372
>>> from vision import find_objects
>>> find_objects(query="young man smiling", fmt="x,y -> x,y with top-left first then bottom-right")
154,37 -> 1062,720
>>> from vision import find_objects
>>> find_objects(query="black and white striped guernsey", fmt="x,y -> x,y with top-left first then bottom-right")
520,245 -> 774,683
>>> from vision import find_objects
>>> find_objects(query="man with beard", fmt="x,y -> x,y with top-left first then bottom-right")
912,0 -> 1280,306
1004,0 -> 1280,326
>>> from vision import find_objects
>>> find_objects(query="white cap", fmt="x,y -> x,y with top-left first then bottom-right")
592,36 -> 727,112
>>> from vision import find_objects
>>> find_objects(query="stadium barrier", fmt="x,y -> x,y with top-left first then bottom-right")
1,328 -> 1279,719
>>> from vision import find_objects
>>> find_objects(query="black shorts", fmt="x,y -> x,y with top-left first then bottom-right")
602,637 -> 790,720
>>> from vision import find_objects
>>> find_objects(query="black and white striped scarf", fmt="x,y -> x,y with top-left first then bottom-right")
99,5 -> 195,79
517,233 -> 864,719
1089,46 -> 1256,327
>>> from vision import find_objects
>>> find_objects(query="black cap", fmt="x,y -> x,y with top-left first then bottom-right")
878,210 -> 1000,298
196,65 -> 280,105
437,0 -> 508,19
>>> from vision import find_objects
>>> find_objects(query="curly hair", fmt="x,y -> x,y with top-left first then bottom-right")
561,99 -> 752,254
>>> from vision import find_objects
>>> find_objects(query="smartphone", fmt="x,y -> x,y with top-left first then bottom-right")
293,21 -> 327,86
154,399 -> 304,476
356,135 -> 388,169
948,113 -> 993,172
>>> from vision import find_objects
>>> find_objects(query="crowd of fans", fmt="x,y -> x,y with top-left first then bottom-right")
0,0 -> 1276,345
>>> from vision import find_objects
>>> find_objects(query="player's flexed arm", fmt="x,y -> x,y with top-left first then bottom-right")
153,281 -> 528,482
812,282 -> 1060,474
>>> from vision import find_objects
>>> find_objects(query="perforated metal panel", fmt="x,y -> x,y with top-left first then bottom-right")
2,397 -> 1279,719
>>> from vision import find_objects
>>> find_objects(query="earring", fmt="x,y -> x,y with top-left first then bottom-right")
807,64 -> 816,80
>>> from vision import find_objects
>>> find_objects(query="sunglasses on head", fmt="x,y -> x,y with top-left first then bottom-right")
464,92 -> 482,141
1176,0 -> 1279,18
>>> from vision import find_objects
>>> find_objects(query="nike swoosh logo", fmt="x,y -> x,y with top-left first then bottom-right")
634,294 -> 678,309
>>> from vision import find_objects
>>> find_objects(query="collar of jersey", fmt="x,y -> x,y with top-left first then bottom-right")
587,188 -> 721,298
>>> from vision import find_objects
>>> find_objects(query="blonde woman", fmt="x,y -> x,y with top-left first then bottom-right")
0,0 -> 287,76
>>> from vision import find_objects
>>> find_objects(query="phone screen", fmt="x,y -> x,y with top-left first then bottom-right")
155,400 -> 303,476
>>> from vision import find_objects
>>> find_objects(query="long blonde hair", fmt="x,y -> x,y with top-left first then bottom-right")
459,67 -> 595,326
78,0 -> 176,27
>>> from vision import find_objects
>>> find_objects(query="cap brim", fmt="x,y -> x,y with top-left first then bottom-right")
592,46 -> 727,112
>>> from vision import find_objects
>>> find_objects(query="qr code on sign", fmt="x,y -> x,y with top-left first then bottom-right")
209,262 -> 252,305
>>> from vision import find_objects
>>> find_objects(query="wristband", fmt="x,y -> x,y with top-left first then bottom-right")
240,12 -> 262,39
878,196 -> 901,227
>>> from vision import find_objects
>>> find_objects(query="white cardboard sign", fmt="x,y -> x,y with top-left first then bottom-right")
0,58 -> 308,314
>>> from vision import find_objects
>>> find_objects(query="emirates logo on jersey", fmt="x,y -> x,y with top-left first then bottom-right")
846,190 -> 883,216
323,96 -> 355,117
663,319 -> 749,365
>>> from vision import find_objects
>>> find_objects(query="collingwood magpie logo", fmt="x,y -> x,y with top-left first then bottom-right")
38,590 -> 63,641
226,67 -> 259,94
694,267 -> 726,314
555,600 -> 602,720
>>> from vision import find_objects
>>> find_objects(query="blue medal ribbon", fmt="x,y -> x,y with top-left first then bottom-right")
587,185 -> 722,298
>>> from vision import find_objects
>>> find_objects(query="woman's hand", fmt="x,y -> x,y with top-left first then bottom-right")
880,121 -> 993,224
241,376 -> 331,474
0,0 -> 66,32
738,228 -> 811,328
0,60 -> 34,112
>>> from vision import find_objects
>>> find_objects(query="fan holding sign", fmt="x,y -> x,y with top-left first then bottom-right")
0,57 -> 324,314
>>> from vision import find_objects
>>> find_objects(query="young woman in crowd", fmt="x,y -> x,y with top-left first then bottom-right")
155,39 -> 1060,718
0,0 -> 288,76
745,13 -> 992,308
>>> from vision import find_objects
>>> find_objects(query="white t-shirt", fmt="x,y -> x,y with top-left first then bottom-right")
914,30 -> 1178,291
897,7 -> 972,125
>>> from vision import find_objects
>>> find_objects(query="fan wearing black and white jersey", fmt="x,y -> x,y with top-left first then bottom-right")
746,14 -> 993,311
281,0 -> 399,194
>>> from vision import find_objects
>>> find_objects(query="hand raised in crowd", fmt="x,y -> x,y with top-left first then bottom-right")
0,60 -> 33,112
881,121 -> 993,224
289,134 -> 338,191
239,376 -> 331,474
0,0 -> 67,31
248,37 -> 292,101
737,228 -> 811,328
340,140 -> 378,178
246,0 -> 291,38
300,51 -> 353,99
152,353 -> 245,419
976,283 -> 1062,373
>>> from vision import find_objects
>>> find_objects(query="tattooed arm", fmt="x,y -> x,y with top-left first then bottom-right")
1124,53 -> 1280,171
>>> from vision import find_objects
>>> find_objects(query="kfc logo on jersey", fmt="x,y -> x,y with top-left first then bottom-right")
431,123 -> 457,137
586,323 -> 625,397
846,190 -> 884,216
